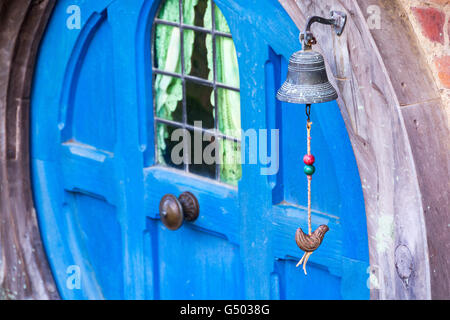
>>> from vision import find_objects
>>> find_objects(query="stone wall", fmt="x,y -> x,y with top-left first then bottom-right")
400,0 -> 449,124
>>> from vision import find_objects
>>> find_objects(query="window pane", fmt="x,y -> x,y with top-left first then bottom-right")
154,74 -> 183,123
217,88 -> 241,138
186,80 -> 214,129
184,29 -> 212,80
154,24 -> 181,74
214,4 -> 231,33
220,139 -> 241,186
215,36 -> 240,88
188,129 -> 217,180
183,0 -> 211,28
158,0 -> 180,23
156,122 -> 186,170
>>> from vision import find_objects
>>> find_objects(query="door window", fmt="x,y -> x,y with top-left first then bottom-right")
153,0 -> 241,185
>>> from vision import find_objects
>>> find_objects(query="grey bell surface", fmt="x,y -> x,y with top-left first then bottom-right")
277,50 -> 338,104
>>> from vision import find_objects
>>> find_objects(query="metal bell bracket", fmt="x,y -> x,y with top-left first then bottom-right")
300,11 -> 347,49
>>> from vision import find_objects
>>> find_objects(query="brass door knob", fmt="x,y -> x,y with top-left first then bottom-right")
159,192 -> 200,230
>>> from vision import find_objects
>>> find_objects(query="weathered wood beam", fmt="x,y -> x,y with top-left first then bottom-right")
279,0 -> 449,299
0,0 -> 58,300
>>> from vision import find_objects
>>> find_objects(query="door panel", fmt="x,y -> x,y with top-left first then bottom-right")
155,223 -> 244,299
31,0 -> 370,300
65,191 -> 124,299
274,260 -> 341,300
65,20 -> 116,151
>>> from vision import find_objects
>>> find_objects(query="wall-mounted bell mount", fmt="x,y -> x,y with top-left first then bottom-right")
300,11 -> 347,50
277,11 -> 347,105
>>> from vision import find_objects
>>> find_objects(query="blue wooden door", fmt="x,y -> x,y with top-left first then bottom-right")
31,0 -> 370,300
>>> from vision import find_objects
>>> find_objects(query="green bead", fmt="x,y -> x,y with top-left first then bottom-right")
304,165 -> 316,176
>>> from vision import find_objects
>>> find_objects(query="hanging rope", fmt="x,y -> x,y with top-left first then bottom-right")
307,120 -> 312,236
306,104 -> 312,235
295,105 -> 329,275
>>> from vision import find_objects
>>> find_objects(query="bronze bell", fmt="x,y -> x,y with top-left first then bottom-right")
277,11 -> 347,105
277,50 -> 338,104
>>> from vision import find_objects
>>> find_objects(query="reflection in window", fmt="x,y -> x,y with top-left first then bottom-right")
153,0 -> 241,185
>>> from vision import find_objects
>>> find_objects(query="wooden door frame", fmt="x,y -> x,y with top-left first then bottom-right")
0,0 -> 448,299
0,0 -> 58,299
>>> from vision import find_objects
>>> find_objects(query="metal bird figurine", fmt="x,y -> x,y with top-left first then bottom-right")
295,225 -> 329,274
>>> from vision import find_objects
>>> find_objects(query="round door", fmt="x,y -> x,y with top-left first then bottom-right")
31,0 -> 370,300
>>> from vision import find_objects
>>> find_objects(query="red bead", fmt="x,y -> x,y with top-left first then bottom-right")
303,154 -> 315,165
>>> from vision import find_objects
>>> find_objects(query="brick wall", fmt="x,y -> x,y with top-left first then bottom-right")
399,0 -> 449,123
